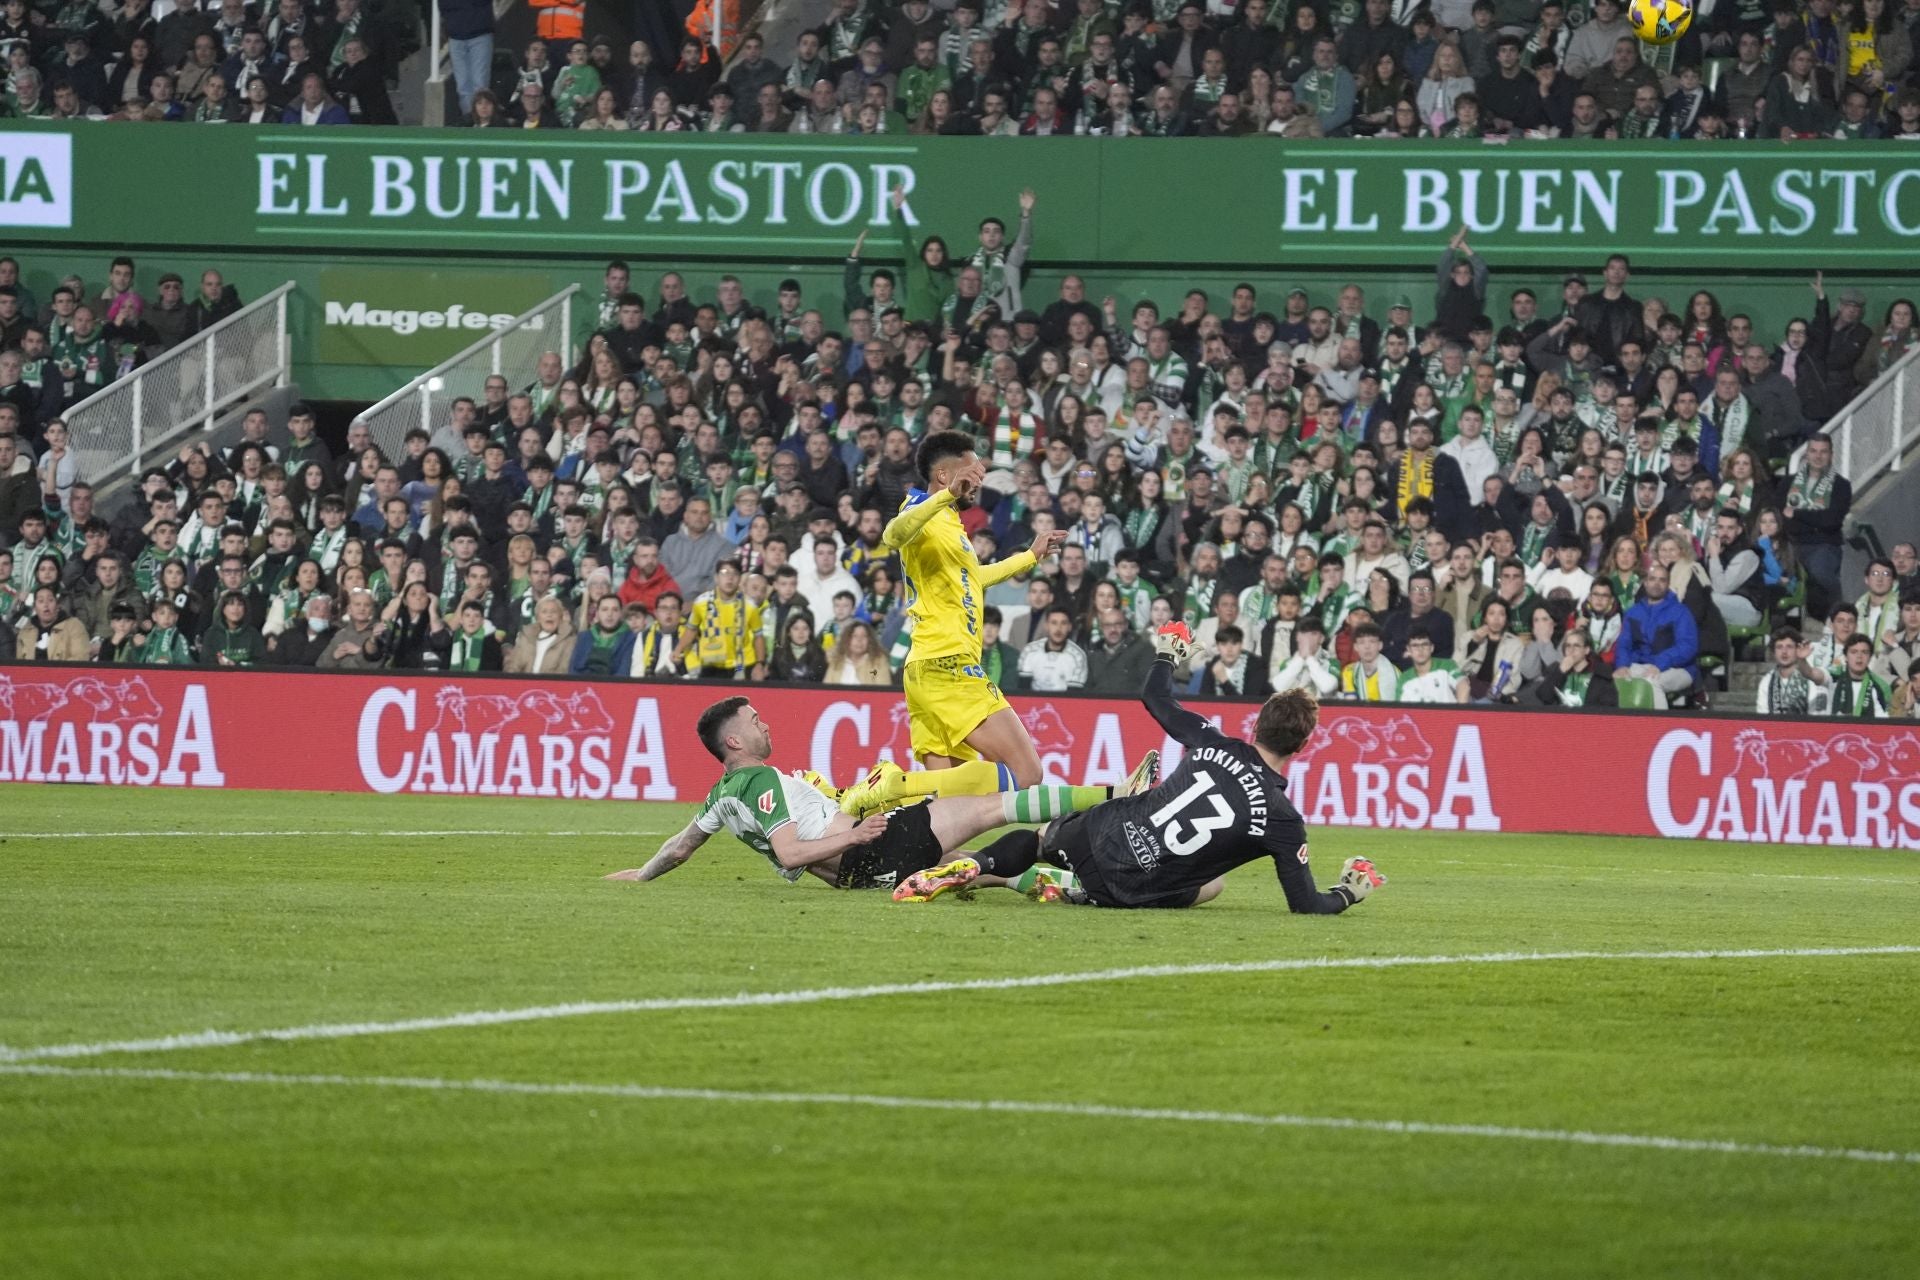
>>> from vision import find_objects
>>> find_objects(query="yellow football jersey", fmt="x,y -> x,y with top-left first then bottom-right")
886,488 -> 1034,665
688,592 -> 763,672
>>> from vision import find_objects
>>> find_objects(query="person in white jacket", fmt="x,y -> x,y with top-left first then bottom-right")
1439,406 -> 1500,506
1343,520 -> 1412,593
1533,534 -> 1596,602
1270,616 -> 1340,695
794,538 -> 861,625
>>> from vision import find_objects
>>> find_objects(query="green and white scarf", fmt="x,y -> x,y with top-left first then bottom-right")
1761,669 -> 1811,715
1788,466 -> 1836,511
138,624 -> 190,665
1182,574 -> 1217,628
965,244 -> 1010,302
1520,522 -> 1552,566
309,525 -> 349,573
132,546 -> 166,595
1705,394 -> 1749,458
1626,445 -> 1669,477
1122,505 -> 1161,547
439,558 -> 470,609
447,631 -> 488,671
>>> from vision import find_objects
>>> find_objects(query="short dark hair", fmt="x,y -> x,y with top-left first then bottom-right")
915,429 -> 976,483
1253,689 -> 1320,756
696,696 -> 751,762
1216,625 -> 1244,645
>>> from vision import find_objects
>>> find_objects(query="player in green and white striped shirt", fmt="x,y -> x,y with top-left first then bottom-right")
605,696 -> 1157,903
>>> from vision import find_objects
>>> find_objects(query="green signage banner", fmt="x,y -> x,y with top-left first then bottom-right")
313,265 -> 556,366
5,124 -> 1920,270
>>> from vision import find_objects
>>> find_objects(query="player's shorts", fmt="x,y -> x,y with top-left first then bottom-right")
1039,813 -> 1201,910
902,654 -> 1011,764
834,801 -> 945,891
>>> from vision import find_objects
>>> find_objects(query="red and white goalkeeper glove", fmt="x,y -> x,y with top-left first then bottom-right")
1154,621 -> 1193,666
1334,857 -> 1385,905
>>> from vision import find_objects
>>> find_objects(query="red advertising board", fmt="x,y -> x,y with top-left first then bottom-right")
3,666 -> 1918,849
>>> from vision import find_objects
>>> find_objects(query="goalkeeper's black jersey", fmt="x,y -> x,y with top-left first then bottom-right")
1077,658 -> 1348,913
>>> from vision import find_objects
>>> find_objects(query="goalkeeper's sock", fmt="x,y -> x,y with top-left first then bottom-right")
975,829 -> 1040,877
1002,785 -> 1107,824
894,759 -> 1009,799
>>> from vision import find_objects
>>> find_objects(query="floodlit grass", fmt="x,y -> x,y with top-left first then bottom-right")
2,784 -> 1916,1279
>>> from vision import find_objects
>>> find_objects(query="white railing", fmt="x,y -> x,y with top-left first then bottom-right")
354,285 -> 579,460
1791,341 -> 1920,483
62,281 -> 294,483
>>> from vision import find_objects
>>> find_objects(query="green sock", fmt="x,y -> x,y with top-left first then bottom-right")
1010,866 -> 1083,895
1002,785 -> 1108,824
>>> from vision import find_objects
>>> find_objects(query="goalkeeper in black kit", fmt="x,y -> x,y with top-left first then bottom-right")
973,622 -> 1385,910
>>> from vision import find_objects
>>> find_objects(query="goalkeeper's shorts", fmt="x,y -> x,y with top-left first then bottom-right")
902,654 -> 1011,764
835,803 -> 945,891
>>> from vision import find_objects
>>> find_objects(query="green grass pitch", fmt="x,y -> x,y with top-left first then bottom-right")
2,783 -> 1916,1279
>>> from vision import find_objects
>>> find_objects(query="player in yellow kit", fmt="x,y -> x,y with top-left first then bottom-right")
838,430 -> 1108,818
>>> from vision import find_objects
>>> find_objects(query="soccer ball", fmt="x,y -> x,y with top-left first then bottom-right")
1628,0 -> 1693,44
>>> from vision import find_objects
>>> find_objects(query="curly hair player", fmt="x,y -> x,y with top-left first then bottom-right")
835,429 -> 1070,818
970,624 -> 1386,910
604,696 -> 1158,902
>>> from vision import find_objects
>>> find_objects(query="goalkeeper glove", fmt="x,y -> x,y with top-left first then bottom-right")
1332,856 -> 1385,906
1154,621 -> 1193,666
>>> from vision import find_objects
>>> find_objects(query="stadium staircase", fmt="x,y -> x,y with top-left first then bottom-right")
62,282 -> 299,504
353,285 -> 579,460
1790,343 -> 1920,588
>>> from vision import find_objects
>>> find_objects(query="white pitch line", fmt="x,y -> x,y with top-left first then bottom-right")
4,1063 -> 1915,1168
2,945 -> 1914,1065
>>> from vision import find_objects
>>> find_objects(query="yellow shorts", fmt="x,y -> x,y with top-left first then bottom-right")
903,655 -> 1011,764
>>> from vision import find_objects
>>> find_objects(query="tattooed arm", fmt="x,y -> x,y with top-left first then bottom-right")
605,819 -> 712,882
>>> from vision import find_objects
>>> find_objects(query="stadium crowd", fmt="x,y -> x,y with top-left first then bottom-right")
4,0 -> 1920,136
1,241 -> 1917,717
590,0 -> 1920,142
0,0 -> 416,122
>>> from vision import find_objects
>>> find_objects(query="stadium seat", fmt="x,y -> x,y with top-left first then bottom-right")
1726,608 -> 1771,660
1617,677 -> 1658,710
1779,570 -> 1808,625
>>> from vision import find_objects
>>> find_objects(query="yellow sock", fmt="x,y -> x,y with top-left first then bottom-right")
897,758 -> 1009,798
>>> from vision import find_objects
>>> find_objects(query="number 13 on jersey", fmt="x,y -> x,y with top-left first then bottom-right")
1148,773 -> 1235,857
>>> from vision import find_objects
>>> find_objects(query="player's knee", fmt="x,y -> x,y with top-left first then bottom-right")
1194,877 -> 1225,905
1009,757 -> 1043,788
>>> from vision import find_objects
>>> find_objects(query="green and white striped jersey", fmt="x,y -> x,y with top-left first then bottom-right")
693,766 -> 841,882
